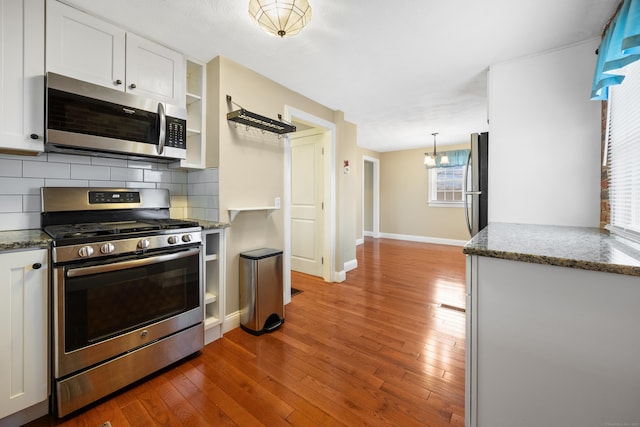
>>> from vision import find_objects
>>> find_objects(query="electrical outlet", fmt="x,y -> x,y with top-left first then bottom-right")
275,197 -> 281,209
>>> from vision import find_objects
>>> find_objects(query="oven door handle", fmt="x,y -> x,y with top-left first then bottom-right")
66,247 -> 199,278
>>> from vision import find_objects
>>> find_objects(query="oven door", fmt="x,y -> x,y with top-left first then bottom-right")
53,246 -> 202,378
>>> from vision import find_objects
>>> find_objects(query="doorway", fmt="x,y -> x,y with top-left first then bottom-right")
290,128 -> 328,277
362,156 -> 380,240
284,106 -> 336,304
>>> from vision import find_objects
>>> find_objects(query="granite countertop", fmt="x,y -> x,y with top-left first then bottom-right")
463,222 -> 640,277
189,219 -> 230,230
0,220 -> 229,253
0,229 -> 52,252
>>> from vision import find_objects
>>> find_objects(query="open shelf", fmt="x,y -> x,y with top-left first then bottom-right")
227,108 -> 296,134
204,292 -> 217,304
228,206 -> 279,221
186,92 -> 201,105
226,95 -> 295,135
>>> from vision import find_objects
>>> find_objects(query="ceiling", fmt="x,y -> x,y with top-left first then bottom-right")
62,0 -> 618,152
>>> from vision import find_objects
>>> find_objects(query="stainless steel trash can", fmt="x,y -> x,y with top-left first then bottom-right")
239,248 -> 284,335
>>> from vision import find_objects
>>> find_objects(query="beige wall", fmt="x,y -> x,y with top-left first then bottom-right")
379,143 -> 470,242
206,56 -> 359,315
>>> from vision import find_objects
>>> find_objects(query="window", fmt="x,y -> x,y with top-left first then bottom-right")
428,165 -> 465,207
607,59 -> 640,241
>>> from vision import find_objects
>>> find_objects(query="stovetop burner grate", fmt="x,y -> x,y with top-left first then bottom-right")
44,219 -> 201,240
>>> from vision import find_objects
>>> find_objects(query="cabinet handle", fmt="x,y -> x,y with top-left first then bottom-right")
114,79 -> 122,85
32,263 -> 42,270
129,83 -> 137,89
30,133 -> 39,140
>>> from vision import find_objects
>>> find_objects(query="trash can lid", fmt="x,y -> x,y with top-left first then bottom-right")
240,248 -> 283,260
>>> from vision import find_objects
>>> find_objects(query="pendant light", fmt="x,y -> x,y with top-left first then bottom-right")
248,0 -> 312,38
424,132 -> 449,167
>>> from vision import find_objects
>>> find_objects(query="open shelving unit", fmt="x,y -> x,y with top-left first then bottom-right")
202,228 -> 225,344
179,59 -> 206,169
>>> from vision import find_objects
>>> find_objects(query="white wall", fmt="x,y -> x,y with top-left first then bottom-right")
488,39 -> 601,227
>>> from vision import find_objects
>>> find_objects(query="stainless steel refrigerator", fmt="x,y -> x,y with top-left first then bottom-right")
464,132 -> 488,236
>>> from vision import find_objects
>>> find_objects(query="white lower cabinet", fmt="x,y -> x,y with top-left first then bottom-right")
202,229 -> 225,344
466,255 -> 640,427
0,249 -> 48,424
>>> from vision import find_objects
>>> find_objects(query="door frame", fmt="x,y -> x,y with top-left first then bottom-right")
362,155 -> 380,239
284,106 -> 336,303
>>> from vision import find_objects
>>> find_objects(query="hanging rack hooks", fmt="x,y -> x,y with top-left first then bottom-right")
226,95 -> 296,135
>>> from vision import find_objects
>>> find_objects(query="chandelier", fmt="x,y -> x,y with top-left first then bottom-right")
248,0 -> 312,38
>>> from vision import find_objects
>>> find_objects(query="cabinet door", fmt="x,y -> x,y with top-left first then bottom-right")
0,249 -> 48,419
126,32 -> 185,106
0,0 -> 44,154
46,0 -> 126,91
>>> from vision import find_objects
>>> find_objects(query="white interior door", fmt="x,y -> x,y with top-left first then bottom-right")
290,133 -> 324,277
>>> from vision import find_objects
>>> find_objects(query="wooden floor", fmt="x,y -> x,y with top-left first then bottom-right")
29,238 -> 467,426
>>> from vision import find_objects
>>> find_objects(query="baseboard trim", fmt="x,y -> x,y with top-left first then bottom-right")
335,270 -> 346,282
344,258 -> 358,272
356,237 -> 365,245
223,311 -> 240,334
378,232 -> 467,247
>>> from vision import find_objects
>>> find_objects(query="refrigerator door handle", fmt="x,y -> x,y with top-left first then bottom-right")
463,150 -> 473,236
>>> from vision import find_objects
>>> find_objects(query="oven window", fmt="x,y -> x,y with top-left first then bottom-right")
64,252 -> 200,352
48,89 -> 157,144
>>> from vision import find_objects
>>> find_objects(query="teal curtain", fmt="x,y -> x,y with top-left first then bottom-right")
426,149 -> 470,169
592,0 -> 640,100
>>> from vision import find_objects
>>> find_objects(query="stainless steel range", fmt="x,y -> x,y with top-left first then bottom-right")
41,187 -> 203,417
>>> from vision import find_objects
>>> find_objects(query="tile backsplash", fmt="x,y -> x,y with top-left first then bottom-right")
0,152 -> 219,231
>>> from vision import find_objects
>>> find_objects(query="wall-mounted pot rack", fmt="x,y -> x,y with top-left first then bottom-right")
226,95 -> 296,135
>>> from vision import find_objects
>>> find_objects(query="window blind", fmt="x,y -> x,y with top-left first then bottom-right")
608,59 -> 640,239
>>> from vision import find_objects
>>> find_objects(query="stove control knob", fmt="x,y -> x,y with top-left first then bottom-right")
78,246 -> 94,258
100,243 -> 115,254
182,234 -> 193,243
137,239 -> 150,250
168,235 -> 180,244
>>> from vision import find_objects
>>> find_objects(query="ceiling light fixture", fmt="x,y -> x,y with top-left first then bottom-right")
424,132 -> 450,167
248,0 -> 312,38
424,132 -> 439,167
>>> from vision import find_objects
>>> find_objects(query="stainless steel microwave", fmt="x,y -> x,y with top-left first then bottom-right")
45,72 -> 187,160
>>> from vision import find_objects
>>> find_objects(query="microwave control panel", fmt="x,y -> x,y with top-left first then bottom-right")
166,117 -> 186,149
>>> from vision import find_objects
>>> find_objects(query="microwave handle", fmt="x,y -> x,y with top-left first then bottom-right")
157,102 -> 166,155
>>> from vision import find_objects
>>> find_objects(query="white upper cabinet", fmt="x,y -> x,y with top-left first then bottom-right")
0,0 -> 45,154
125,33 -> 185,104
46,0 -> 185,106
46,0 -> 125,91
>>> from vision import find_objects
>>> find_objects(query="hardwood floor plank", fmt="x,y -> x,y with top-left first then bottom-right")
26,238 -> 466,426
166,366 -> 239,426
177,359 -> 265,426
119,400 -> 158,427
195,351 -> 295,425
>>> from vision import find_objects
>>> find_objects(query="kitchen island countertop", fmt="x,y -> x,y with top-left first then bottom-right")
463,222 -> 640,277
0,229 -> 51,252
